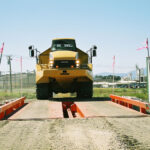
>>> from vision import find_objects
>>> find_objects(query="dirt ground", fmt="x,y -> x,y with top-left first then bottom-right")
0,119 -> 125,150
79,101 -> 150,149
0,99 -> 150,150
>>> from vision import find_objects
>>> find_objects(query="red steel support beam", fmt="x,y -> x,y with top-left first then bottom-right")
0,97 -> 26,120
110,95 -> 150,114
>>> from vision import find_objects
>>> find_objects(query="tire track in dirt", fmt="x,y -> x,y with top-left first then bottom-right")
0,118 -> 125,150
0,100 -> 150,150
83,101 -> 150,149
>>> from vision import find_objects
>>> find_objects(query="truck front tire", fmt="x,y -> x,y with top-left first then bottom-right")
36,83 -> 52,100
77,82 -> 93,99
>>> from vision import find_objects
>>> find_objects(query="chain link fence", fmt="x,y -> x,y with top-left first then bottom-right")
0,70 -> 148,101
0,70 -> 36,92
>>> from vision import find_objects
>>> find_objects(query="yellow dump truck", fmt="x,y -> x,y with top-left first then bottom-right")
29,38 -> 97,99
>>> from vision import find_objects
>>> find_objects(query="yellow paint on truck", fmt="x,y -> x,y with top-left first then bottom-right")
31,38 -> 97,99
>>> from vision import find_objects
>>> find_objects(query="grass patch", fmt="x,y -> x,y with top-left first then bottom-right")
0,87 -> 148,102
0,88 -> 36,101
93,88 -> 148,102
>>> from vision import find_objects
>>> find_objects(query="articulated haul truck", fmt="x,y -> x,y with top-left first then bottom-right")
29,38 -> 97,99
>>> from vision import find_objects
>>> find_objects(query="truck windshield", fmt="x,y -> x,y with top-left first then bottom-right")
51,39 -> 76,51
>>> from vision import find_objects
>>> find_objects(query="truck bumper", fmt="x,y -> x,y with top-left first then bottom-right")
36,69 -> 93,83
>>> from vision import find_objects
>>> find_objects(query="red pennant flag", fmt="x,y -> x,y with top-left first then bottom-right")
0,42 -> 4,54
146,38 -> 148,48
136,46 -> 147,50
20,56 -> 22,72
137,38 -> 149,50
113,56 -> 115,69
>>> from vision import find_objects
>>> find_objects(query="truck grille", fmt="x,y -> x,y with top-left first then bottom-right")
54,60 -> 76,68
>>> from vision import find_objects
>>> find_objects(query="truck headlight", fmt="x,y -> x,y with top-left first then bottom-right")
49,60 -> 54,67
76,59 -> 80,67
49,53 -> 54,67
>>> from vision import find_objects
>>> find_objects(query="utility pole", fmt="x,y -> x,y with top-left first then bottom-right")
112,56 -> 115,93
137,38 -> 150,102
146,38 -> 150,102
7,56 -> 12,93
20,56 -> 22,96
136,65 -> 141,87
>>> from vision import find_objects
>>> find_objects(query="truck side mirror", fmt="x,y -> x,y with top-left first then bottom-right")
29,49 -> 34,57
93,49 -> 96,57
28,45 -> 34,57
92,45 -> 97,57
92,45 -> 97,50
28,45 -> 33,50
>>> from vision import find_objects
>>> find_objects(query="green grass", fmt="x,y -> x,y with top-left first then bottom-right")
93,88 -> 148,102
0,87 -> 148,102
0,88 -> 36,101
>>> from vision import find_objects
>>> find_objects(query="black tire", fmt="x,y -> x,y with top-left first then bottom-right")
49,91 -> 53,98
77,82 -> 93,99
36,83 -> 52,100
77,90 -> 82,98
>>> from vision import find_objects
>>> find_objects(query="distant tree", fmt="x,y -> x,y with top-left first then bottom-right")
94,75 -> 121,82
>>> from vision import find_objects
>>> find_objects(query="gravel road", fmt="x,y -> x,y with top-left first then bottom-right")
0,99 -> 150,150
78,101 -> 150,149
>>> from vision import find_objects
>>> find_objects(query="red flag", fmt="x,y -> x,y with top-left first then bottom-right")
0,42 -> 4,54
20,56 -> 22,72
113,56 -> 115,69
137,38 -> 149,50
137,46 -> 147,50
146,38 -> 148,48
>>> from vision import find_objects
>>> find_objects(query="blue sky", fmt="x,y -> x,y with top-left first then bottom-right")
0,0 -> 150,74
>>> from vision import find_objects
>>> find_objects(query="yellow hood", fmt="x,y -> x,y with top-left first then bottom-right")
51,51 -> 77,60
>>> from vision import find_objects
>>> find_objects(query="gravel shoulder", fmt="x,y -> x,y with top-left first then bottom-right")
0,118 -> 124,150
0,100 -> 150,150
82,101 -> 150,149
